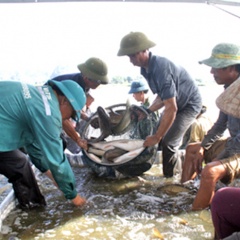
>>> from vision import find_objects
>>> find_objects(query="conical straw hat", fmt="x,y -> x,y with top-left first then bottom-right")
216,77 -> 240,118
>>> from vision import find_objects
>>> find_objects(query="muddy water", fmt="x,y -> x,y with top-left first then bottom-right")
0,163 -> 214,240
0,84 -> 220,240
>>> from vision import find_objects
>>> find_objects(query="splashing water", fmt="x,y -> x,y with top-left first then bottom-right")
0,164 -> 214,240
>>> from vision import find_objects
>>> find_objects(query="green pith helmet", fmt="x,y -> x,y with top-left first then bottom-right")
77,57 -> 109,84
117,32 -> 156,56
199,43 -> 240,68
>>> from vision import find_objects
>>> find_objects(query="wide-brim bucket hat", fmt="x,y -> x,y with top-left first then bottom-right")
216,77 -> 240,118
199,43 -> 240,68
77,57 -> 109,84
117,32 -> 156,56
129,79 -> 149,94
48,80 -> 86,121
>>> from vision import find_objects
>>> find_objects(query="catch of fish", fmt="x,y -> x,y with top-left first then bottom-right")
87,139 -> 145,165
84,101 -> 132,143
81,102 -> 157,178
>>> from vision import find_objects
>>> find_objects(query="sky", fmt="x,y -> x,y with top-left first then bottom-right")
0,1 -> 239,84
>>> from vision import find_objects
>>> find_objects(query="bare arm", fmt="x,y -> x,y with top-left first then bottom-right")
148,95 -> 164,112
62,119 -> 88,150
144,97 -> 177,147
80,93 -> 94,121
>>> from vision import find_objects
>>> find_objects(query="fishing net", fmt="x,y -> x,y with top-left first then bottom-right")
81,103 -> 158,178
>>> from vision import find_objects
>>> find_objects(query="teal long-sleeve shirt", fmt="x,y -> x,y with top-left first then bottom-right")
0,81 -> 77,200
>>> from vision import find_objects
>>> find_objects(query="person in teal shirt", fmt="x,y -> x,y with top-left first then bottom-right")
0,79 -> 86,208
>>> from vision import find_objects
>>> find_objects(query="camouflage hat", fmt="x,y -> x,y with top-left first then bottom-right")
77,57 -> 109,84
199,43 -> 240,68
117,32 -> 156,56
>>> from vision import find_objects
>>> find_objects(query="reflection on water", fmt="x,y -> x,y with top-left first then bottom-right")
0,164 -> 214,240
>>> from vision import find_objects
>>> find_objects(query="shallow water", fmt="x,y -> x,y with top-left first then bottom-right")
0,163 -> 214,240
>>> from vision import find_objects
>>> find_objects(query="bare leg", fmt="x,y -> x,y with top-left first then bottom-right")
181,142 -> 202,183
192,161 -> 226,210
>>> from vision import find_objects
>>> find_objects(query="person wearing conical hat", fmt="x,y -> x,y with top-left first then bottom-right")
216,75 -> 240,118
0,80 -> 87,208
51,57 -> 109,153
118,31 -> 202,178
180,43 -> 240,212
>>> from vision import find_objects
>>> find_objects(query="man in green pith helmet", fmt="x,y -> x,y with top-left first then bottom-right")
117,31 -> 202,178
51,57 -> 109,153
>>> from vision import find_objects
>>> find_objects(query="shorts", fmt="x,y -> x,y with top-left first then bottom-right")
204,138 -> 240,184
220,154 -> 240,184
204,138 -> 227,163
